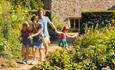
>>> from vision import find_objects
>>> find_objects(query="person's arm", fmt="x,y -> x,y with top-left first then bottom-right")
66,34 -> 72,38
47,17 -> 57,32
29,28 -> 43,38
55,30 -> 62,35
66,33 -> 78,38
29,24 -> 43,39
18,30 -> 22,40
50,22 -> 57,32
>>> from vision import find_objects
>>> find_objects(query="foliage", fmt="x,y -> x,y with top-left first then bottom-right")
0,1 -> 27,58
49,15 -> 64,40
73,26 -> 115,70
81,10 -> 115,33
51,15 -> 64,31
31,25 -> 115,70
0,0 -> 45,58
1,59 -> 17,67
7,0 -> 44,10
1,0 -> 115,69
28,10 -> 51,19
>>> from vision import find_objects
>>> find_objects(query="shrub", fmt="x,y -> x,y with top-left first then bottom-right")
51,15 -> 64,31
49,15 -> 64,40
0,1 -> 23,58
31,26 -> 115,70
81,10 -> 115,33
7,0 -> 44,10
73,26 -> 115,70
1,59 -> 17,67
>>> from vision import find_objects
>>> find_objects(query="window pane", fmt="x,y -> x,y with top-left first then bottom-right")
70,19 -> 74,28
75,19 -> 79,28
69,18 -> 80,32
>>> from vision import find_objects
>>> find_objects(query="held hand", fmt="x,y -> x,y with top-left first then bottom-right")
17,36 -> 22,41
72,34 -> 79,38
53,28 -> 57,32
55,29 -> 58,33
28,35 -> 33,39
72,35 -> 77,38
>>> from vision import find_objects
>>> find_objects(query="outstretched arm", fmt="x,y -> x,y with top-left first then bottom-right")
29,28 -> 43,39
66,33 -> 79,38
50,22 -> 57,32
28,24 -> 43,39
47,17 -> 57,32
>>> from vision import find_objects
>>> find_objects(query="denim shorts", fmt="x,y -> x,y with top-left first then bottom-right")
32,38 -> 44,49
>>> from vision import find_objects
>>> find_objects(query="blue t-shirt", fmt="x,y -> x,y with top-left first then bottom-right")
39,16 -> 52,37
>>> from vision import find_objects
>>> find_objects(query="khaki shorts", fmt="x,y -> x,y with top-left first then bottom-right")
42,37 -> 50,46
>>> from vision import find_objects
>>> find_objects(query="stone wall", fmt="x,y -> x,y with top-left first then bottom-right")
81,0 -> 115,11
50,0 -> 81,23
45,0 -> 115,24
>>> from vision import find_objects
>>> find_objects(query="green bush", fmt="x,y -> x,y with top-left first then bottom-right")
7,0 -> 44,10
1,59 -> 17,67
28,10 -> 52,19
81,10 -> 115,33
51,15 -> 64,31
73,26 -> 115,70
0,1 -> 26,58
31,26 -> 115,70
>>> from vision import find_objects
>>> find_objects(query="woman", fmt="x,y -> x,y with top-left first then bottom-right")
38,8 -> 57,56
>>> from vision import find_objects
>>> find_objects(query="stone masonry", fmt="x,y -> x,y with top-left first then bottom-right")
44,0 -> 115,24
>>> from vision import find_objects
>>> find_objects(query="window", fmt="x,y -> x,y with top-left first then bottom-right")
70,19 -> 74,28
69,18 -> 80,32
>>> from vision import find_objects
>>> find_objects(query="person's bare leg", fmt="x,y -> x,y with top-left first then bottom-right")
32,48 -> 37,60
39,48 -> 45,61
25,47 -> 29,60
45,44 -> 48,56
22,45 -> 25,58
65,47 -> 69,50
45,37 -> 50,57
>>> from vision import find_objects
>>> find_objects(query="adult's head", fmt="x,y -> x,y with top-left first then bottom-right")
38,8 -> 46,17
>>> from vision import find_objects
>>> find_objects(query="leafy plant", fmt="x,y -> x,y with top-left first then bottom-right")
31,25 -> 115,70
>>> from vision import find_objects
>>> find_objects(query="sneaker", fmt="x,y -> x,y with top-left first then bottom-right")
31,60 -> 37,65
22,59 -> 27,64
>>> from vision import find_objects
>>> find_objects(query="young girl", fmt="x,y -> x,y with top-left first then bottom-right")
18,21 -> 30,64
29,16 -> 45,64
58,26 -> 77,50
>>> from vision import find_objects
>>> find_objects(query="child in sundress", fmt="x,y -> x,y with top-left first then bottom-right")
28,16 -> 45,64
18,21 -> 30,64
57,26 -> 77,50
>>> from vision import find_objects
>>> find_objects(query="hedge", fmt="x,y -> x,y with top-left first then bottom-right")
27,10 -> 52,20
80,10 -> 115,33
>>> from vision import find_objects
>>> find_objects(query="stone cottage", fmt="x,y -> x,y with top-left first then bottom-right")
43,0 -> 115,31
